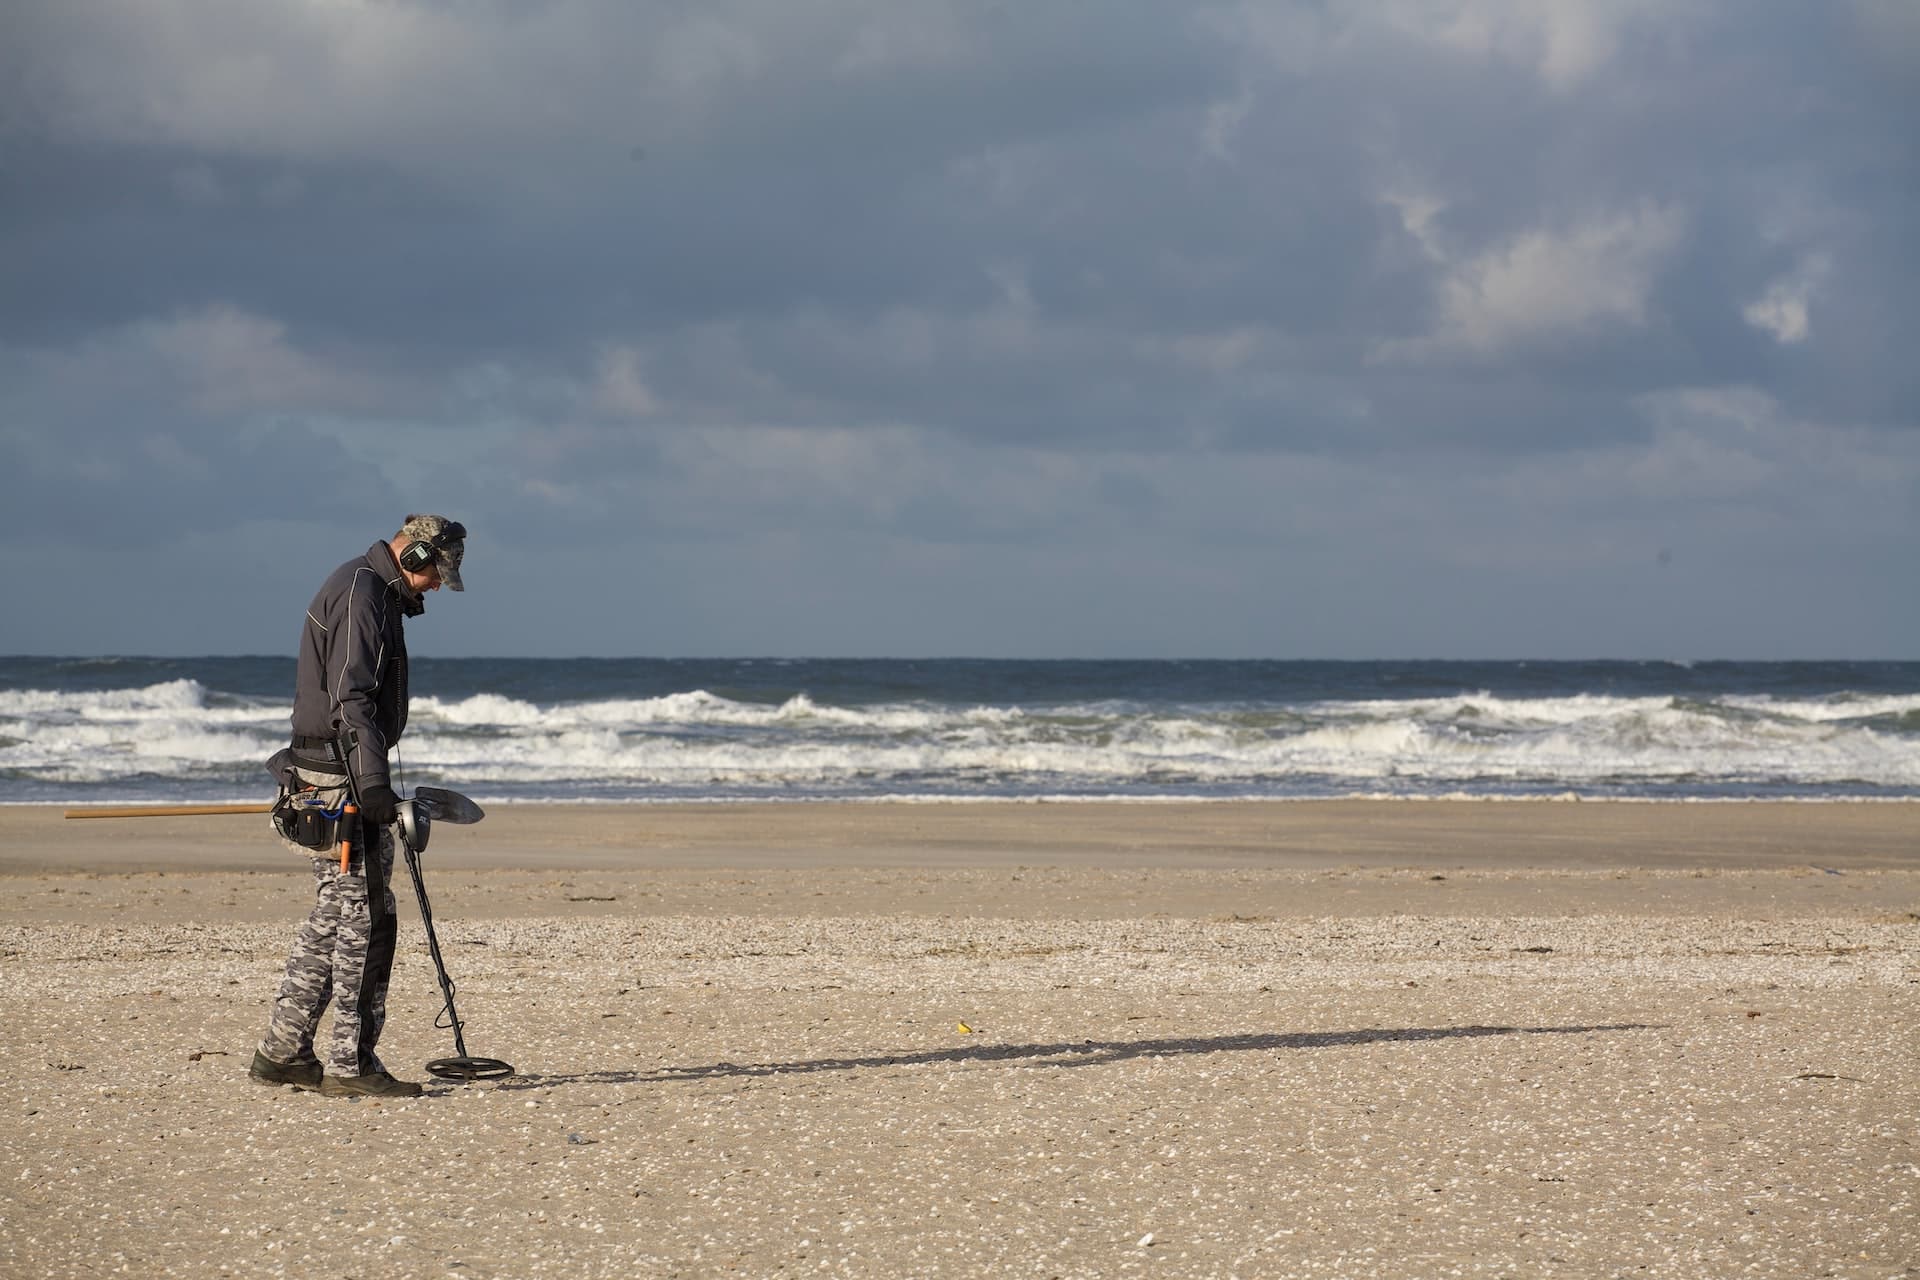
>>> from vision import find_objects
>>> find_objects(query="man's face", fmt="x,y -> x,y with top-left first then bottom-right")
402,558 -> 443,595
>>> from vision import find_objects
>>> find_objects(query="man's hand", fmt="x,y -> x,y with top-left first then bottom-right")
358,783 -> 400,826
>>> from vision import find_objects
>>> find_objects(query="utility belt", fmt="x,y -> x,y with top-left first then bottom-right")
271,739 -> 355,856
290,733 -> 349,775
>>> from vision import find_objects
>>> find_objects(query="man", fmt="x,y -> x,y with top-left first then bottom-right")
250,514 -> 467,1098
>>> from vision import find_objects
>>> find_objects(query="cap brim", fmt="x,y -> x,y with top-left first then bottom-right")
437,548 -> 464,592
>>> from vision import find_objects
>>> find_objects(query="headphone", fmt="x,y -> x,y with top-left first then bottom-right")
399,520 -> 466,574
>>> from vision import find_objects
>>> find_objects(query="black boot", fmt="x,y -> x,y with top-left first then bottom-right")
319,1070 -> 424,1098
248,1050 -> 323,1090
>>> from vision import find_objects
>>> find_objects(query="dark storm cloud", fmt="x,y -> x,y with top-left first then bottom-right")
6,2 -> 1903,430
1,1 -> 1914,656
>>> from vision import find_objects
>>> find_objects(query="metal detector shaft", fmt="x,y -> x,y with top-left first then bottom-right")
399,841 -> 471,1059
398,836 -> 513,1081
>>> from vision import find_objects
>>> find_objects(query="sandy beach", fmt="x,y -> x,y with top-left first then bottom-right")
2,800 -> 1915,1278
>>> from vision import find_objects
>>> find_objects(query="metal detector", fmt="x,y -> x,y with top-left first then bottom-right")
394,786 -> 515,1082
63,766 -> 516,1083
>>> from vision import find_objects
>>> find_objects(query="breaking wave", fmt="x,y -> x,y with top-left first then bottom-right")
4,658 -> 1917,803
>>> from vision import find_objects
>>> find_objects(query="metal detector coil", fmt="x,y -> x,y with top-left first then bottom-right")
425,1053 -> 514,1082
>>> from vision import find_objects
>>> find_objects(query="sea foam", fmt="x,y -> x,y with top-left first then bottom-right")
5,663 -> 1918,804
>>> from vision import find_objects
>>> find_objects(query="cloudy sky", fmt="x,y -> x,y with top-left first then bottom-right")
3,1 -> 1915,659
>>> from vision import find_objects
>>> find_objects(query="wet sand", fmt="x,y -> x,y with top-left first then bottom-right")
2,801 -> 1916,1278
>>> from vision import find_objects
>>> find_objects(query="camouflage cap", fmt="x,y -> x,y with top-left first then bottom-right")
398,513 -> 466,591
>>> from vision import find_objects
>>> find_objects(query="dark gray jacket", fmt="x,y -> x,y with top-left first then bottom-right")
289,541 -> 420,793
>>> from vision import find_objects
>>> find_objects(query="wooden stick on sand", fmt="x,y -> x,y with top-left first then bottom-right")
64,804 -> 272,819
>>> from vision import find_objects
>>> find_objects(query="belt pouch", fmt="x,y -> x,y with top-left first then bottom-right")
272,786 -> 345,852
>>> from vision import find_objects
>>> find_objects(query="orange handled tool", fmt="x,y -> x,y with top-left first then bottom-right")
338,801 -> 359,873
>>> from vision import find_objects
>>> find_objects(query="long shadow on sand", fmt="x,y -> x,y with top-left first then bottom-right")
488,1023 -> 1660,1092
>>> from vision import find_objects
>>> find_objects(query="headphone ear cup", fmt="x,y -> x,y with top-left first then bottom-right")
400,540 -> 432,572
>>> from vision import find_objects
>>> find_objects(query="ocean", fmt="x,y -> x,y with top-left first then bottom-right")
2,656 -> 1917,806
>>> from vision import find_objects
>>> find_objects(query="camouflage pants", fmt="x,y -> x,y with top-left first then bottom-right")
258,819 -> 399,1077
